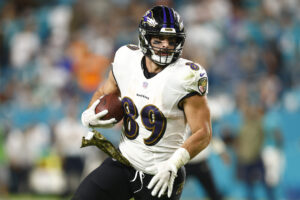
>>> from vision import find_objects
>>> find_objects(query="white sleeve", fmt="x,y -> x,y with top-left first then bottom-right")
184,62 -> 208,96
111,45 -> 132,87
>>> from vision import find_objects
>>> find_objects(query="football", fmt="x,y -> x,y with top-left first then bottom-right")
95,93 -> 124,123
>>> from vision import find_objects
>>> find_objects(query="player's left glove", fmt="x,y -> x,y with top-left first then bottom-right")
81,99 -> 116,128
146,148 -> 190,198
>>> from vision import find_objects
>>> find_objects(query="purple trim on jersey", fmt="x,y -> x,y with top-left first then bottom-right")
168,8 -> 174,28
177,92 -> 201,110
162,6 -> 167,27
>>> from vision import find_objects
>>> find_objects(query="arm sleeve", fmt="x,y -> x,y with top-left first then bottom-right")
177,62 -> 209,110
184,64 -> 208,96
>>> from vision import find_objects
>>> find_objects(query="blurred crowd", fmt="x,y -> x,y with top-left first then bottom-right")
0,0 -> 300,199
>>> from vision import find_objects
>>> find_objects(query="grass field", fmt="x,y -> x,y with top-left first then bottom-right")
0,195 -> 239,200
0,195 -> 70,200
0,195 -> 215,200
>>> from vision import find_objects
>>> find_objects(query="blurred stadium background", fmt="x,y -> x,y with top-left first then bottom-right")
0,0 -> 299,199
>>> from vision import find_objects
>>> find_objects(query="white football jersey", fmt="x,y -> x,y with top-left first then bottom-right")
112,44 -> 208,174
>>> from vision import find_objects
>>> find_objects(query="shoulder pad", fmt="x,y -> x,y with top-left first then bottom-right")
114,45 -> 137,60
182,61 -> 208,95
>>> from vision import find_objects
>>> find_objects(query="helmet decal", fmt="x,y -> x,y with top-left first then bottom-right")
162,6 -> 176,28
167,7 -> 174,28
142,11 -> 158,27
162,6 -> 167,27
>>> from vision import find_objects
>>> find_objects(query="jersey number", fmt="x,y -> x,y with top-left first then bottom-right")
122,97 -> 167,146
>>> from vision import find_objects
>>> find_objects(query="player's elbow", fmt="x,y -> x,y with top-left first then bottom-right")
201,123 -> 212,148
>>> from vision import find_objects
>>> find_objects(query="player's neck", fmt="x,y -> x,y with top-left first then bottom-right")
145,56 -> 164,73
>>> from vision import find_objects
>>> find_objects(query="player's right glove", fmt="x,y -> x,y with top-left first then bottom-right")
81,99 -> 117,128
146,148 -> 190,198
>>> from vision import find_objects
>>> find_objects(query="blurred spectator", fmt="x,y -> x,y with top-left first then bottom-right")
4,123 -> 53,193
9,19 -> 40,69
29,151 -> 66,195
5,128 -> 30,193
186,136 -> 230,200
259,42 -> 284,109
259,74 -> 282,109
262,129 -> 285,189
53,100 -> 87,196
48,5 -> 72,48
234,102 -> 276,200
263,110 -> 285,191
69,40 -> 110,93
24,123 -> 52,167
1,3 -> 19,67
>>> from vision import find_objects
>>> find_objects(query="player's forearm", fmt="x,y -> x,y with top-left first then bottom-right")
182,124 -> 212,159
88,88 -> 105,108
163,126 -> 211,172
88,71 -> 120,108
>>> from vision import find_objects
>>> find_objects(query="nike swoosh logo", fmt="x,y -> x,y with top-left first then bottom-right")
200,73 -> 205,77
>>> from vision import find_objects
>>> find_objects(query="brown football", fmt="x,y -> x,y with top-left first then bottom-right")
95,93 -> 124,123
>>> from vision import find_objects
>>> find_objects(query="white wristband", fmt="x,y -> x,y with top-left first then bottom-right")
169,147 -> 190,169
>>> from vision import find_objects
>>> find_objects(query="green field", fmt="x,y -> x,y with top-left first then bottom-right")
0,195 -> 70,200
0,195 -> 215,200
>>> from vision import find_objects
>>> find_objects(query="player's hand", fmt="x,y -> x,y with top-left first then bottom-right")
146,148 -> 190,198
84,131 -> 95,140
146,160 -> 177,198
81,99 -> 117,128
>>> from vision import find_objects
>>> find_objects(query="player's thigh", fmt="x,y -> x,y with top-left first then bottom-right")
73,157 -> 132,200
72,179 -> 111,200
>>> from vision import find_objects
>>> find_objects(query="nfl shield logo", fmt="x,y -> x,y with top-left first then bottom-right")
143,82 -> 148,88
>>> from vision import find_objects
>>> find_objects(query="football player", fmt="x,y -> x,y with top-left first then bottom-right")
73,5 -> 212,200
